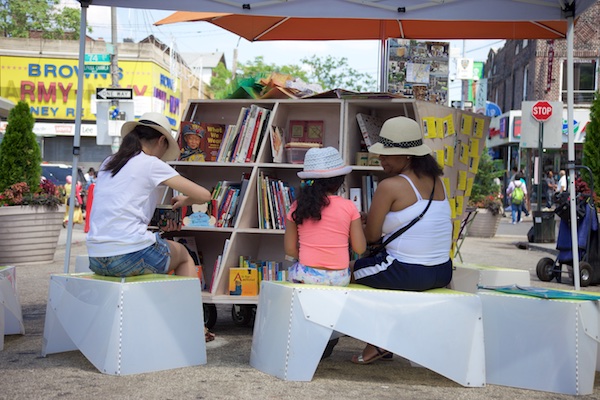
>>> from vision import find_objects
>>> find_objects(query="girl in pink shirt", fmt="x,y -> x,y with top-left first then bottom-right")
284,147 -> 366,286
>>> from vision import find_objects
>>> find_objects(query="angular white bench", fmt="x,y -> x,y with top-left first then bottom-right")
0,265 -> 25,350
250,281 -> 485,387
450,263 -> 531,293
42,273 -> 206,375
478,289 -> 600,395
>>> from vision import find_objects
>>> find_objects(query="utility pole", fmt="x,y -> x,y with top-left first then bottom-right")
110,7 -> 120,153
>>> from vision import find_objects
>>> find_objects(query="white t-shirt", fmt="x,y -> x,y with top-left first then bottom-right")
558,175 -> 567,192
86,152 -> 179,257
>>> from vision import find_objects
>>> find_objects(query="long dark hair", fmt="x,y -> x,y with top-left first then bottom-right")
103,126 -> 163,176
292,175 -> 345,225
410,154 -> 444,179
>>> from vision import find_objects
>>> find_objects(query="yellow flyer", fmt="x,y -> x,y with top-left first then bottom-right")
442,177 -> 451,197
448,197 -> 456,219
453,219 -> 462,241
435,149 -> 445,167
469,156 -> 481,174
459,142 -> 470,165
422,117 -> 437,139
457,170 -> 467,191
444,144 -> 454,167
442,114 -> 456,137
469,138 -> 479,157
465,177 -> 474,197
461,114 -> 473,135
436,118 -> 444,138
456,195 -> 464,216
473,118 -> 485,138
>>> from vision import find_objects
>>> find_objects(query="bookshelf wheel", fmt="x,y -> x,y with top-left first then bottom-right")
203,303 -> 217,329
231,304 -> 255,327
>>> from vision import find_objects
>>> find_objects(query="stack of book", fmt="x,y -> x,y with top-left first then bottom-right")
257,172 -> 296,230
217,105 -> 271,163
209,173 -> 250,228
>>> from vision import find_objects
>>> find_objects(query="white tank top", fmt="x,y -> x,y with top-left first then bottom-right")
381,174 -> 452,265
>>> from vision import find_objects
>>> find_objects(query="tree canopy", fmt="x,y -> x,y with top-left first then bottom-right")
209,55 -> 377,99
0,0 -> 82,39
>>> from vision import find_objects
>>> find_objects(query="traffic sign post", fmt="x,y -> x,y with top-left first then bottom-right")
531,101 -> 553,213
95,88 -> 133,100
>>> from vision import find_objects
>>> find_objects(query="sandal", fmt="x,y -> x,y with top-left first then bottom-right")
351,345 -> 392,365
204,327 -> 215,342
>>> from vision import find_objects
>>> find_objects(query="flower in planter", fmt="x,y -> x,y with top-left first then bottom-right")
471,194 -> 504,216
0,180 -> 63,209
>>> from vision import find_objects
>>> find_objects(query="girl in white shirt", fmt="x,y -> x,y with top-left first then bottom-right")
87,112 -> 212,278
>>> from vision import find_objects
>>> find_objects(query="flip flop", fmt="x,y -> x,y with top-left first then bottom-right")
351,345 -> 392,365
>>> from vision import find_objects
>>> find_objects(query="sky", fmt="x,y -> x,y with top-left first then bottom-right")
62,2 -> 506,103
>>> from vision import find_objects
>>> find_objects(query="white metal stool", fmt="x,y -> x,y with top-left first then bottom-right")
42,273 -> 206,375
0,265 -> 25,350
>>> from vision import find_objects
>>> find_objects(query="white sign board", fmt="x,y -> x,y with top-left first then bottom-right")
519,101 -> 563,149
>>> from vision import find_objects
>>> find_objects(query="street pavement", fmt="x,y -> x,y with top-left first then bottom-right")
2,215 -> 600,400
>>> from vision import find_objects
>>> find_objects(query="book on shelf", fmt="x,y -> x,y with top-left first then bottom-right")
228,268 -> 259,296
288,120 -> 324,144
245,107 -> 271,163
178,121 -> 225,162
350,187 -> 362,212
220,107 -> 249,162
270,126 -> 285,163
230,173 -> 250,227
257,172 -> 296,230
355,113 -> 384,148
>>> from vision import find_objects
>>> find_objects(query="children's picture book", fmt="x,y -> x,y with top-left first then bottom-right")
270,126 -> 285,163
149,205 -> 181,229
355,113 -> 384,147
178,121 -> 225,162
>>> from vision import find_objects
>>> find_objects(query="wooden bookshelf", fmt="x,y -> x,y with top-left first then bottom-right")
172,98 -> 490,326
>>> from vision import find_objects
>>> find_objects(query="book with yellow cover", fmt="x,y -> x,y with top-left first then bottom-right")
229,268 -> 259,296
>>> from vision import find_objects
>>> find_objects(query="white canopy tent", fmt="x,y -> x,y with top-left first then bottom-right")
69,0 -> 596,289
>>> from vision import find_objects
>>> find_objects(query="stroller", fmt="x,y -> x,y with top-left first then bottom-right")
536,183 -> 600,287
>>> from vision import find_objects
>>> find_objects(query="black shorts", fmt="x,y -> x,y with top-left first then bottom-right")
353,251 -> 452,291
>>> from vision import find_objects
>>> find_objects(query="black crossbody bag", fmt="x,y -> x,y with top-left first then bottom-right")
365,183 -> 436,258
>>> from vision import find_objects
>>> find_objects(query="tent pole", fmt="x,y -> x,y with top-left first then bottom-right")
565,12 -> 580,290
378,21 -> 387,92
64,0 -> 90,274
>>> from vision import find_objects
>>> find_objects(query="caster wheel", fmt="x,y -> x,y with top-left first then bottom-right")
536,257 -> 556,282
203,303 -> 217,329
231,304 -> 256,326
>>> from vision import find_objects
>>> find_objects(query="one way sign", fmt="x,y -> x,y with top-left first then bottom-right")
96,87 -> 133,100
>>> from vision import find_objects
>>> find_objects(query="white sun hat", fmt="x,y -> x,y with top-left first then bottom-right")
297,147 -> 352,179
368,116 -> 431,156
121,112 -> 180,161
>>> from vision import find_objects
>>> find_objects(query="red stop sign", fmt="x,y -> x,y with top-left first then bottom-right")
532,101 -> 553,122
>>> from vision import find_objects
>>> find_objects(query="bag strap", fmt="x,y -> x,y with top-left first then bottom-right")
367,180 -> 436,257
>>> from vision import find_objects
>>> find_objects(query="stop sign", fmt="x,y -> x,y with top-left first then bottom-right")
532,101 -> 553,122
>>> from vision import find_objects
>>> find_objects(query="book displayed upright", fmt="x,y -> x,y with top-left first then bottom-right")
178,121 -> 226,162
355,113 -> 384,148
219,105 -> 271,163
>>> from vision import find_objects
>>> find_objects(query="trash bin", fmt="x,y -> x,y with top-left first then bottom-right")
533,211 -> 556,243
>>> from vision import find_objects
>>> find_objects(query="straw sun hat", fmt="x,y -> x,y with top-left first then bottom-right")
121,112 -> 180,161
297,147 -> 352,179
368,116 -> 431,156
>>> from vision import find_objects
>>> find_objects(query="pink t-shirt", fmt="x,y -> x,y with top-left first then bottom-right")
287,196 -> 360,270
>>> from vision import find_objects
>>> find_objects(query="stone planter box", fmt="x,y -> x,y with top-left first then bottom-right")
0,205 -> 65,265
466,208 -> 502,238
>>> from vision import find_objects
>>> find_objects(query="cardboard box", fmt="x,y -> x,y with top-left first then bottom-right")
356,152 -> 369,166
229,268 -> 259,296
368,153 -> 381,166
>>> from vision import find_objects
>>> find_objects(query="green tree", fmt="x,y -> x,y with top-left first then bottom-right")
583,92 -> 600,192
0,101 -> 42,192
470,148 -> 504,204
0,0 -> 83,39
300,55 -> 377,92
209,55 -> 377,98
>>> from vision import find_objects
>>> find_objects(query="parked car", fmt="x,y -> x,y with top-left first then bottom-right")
41,163 -> 87,209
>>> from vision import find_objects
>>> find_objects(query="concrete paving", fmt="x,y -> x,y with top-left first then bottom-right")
2,215 -> 600,400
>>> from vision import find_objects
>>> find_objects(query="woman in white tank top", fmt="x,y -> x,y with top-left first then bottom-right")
350,116 -> 453,365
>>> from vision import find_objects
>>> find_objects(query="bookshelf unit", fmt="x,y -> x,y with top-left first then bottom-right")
170,98 -> 489,326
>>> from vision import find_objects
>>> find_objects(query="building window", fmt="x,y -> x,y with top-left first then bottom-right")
523,39 -> 528,48
561,60 -> 597,104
